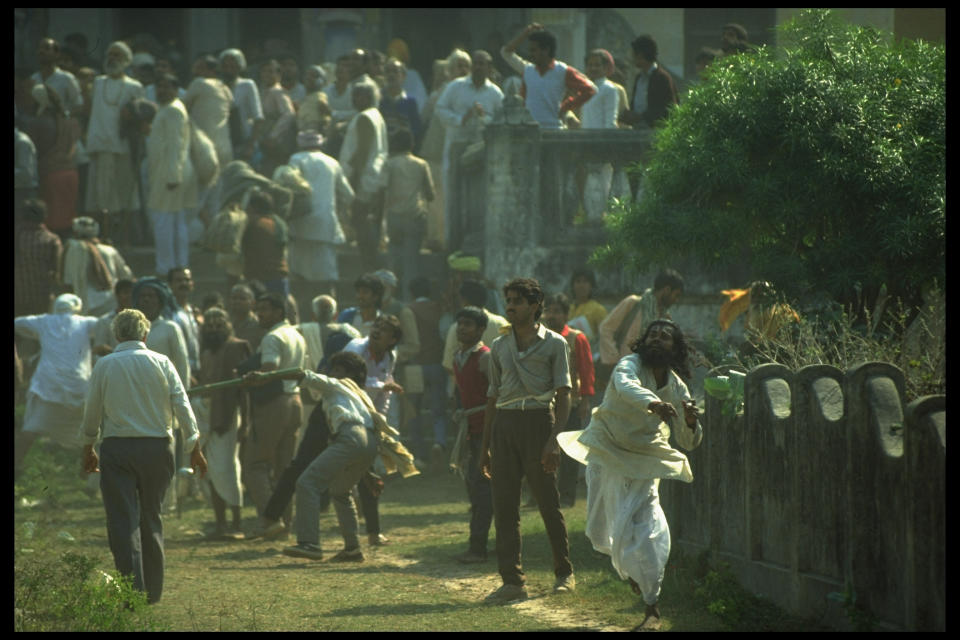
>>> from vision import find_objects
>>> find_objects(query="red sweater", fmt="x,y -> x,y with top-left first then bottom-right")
453,344 -> 490,436
560,324 -> 595,399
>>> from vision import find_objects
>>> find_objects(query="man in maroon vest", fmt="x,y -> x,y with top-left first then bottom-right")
450,306 -> 493,564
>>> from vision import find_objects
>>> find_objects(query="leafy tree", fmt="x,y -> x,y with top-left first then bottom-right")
594,9 -> 945,314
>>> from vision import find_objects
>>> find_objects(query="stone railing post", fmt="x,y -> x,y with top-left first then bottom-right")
482,94 -> 541,288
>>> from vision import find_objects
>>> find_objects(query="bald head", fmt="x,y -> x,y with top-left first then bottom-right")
312,295 -> 337,323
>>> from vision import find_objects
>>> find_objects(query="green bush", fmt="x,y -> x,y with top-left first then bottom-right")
595,9 -> 945,313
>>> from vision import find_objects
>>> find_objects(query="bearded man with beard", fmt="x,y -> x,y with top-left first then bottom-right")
558,320 -> 702,631
196,307 -> 252,539
84,41 -> 145,247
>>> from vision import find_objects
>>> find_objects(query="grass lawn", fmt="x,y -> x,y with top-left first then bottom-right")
14,433 -> 825,631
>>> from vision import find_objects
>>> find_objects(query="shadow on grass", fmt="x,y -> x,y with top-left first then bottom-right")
318,601 -> 480,618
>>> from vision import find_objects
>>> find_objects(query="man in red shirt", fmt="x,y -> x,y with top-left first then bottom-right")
451,306 -> 493,564
542,293 -> 595,507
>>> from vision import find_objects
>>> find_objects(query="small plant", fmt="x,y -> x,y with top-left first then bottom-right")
827,584 -> 878,632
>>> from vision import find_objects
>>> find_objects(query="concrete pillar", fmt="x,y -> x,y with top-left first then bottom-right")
904,395 -> 945,631
844,362 -> 907,630
482,94 -> 541,289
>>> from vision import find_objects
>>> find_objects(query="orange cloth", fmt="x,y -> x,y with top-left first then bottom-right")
718,289 -> 751,332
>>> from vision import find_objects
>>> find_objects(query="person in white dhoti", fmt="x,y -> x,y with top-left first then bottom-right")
287,130 -> 354,292
146,74 -> 198,277
196,308 -> 251,539
558,319 -> 702,631
84,41 -> 145,246
14,294 -> 99,478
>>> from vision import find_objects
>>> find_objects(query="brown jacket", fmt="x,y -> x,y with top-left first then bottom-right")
200,336 -> 252,435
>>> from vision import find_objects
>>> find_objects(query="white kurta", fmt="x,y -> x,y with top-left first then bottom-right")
339,107 -> 388,199
195,397 -> 243,507
146,99 -> 198,212
558,353 -> 702,605
287,150 -> 354,243
184,77 -> 234,165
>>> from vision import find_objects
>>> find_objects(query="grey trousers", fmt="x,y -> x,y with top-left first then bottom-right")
99,437 -> 175,604
294,423 -> 378,549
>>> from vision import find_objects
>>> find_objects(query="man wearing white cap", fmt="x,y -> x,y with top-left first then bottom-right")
287,130 -> 354,293
219,48 -> 265,163
84,41 -> 145,247
14,293 -> 100,477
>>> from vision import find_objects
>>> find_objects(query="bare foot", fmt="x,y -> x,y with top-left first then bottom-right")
632,604 -> 661,632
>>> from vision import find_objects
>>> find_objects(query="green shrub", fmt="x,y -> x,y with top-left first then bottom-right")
594,9 -> 945,314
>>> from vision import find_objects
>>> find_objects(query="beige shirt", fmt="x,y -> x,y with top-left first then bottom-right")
559,353 -> 702,482
82,341 -> 199,455
487,323 -> 572,410
381,153 -> 435,216
259,320 -> 307,393
184,77 -> 234,165
146,99 -> 198,212
597,289 -> 661,365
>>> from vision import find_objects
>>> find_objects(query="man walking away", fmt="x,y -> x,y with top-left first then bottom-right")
81,308 -> 207,604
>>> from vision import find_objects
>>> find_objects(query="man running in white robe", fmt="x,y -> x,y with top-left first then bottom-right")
558,319 -> 702,631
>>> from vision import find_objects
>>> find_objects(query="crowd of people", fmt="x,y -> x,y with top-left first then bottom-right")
14,19 -> 758,630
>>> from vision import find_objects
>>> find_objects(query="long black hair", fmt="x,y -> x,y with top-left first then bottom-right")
630,319 -> 691,381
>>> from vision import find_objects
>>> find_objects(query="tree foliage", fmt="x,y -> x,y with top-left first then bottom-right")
594,9 -> 945,311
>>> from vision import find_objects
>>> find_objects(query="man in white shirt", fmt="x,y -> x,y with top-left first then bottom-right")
434,50 -> 503,251
287,130 -> 354,290
243,350 -> 379,562
339,83 -> 388,271
219,48 -> 265,163
32,37 -> 83,116
84,41 -> 145,247
573,49 -> 620,222
341,316 -> 403,548
81,308 -> 207,605
14,294 -> 99,477
244,292 -> 308,525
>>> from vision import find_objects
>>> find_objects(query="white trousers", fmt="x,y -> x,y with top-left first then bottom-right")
150,209 -> 189,276
585,464 -> 670,605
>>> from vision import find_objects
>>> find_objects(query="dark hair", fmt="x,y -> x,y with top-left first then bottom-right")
544,292 -> 571,314
328,351 -> 367,387
631,35 -> 658,62
390,127 -> 414,153
156,71 -> 180,89
455,306 -> 488,331
201,291 -> 225,311
459,279 -> 487,308
114,278 -> 135,296
723,23 -> 749,42
247,188 -> 274,216
630,319 -> 691,381
653,269 -> 684,293
409,275 -> 431,299
375,314 -> 402,342
503,277 -> 544,321
256,291 -> 286,315
166,266 -> 190,283
354,274 -> 385,306
528,30 -> 557,59
570,267 -> 597,297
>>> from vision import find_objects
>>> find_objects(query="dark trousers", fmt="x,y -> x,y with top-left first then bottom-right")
557,407 -> 584,505
490,408 -> 573,586
465,433 -> 493,555
357,474 -> 380,535
264,403 -> 330,523
99,437 -> 174,604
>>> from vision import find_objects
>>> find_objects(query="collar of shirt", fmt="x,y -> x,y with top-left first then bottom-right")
363,339 -> 394,368
268,320 -> 290,333
414,296 -> 430,303
115,340 -> 147,352
457,340 -> 486,358
534,59 -> 557,76
637,62 -> 658,81
508,322 -> 548,355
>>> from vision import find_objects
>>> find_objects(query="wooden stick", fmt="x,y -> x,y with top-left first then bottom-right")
187,367 -> 302,396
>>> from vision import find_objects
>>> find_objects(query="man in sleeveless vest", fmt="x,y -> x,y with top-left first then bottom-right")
500,23 -> 596,130
450,306 -> 493,564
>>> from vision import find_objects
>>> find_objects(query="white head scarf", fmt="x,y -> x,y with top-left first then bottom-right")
108,41 -> 134,68
53,293 -> 83,314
